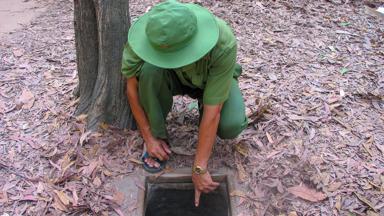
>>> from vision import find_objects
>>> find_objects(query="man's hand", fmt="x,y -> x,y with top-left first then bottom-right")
126,77 -> 171,165
146,138 -> 171,164
192,171 -> 220,207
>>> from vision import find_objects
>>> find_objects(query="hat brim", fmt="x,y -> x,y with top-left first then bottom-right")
128,3 -> 219,69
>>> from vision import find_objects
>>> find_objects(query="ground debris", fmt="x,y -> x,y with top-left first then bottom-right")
287,184 -> 327,202
0,0 -> 383,215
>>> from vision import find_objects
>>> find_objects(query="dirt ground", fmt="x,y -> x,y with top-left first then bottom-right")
0,0 -> 383,215
0,0 -> 46,38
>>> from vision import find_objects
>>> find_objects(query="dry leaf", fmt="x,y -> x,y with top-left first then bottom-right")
236,161 -> 248,182
230,190 -> 247,198
264,178 -> 284,193
79,131 -> 92,146
54,190 -> 71,206
154,166 -> 174,179
335,195 -> 341,211
0,191 -> 8,203
13,48 -> 24,57
75,114 -> 88,122
375,143 -> 384,155
368,181 -> 381,191
354,192 -> 377,211
93,176 -> 102,188
171,146 -> 195,156
268,73 -> 278,81
42,147 -> 58,158
363,137 -> 374,157
327,182 -> 342,192
266,150 -> 281,159
328,95 -> 341,104
242,57 -> 252,63
81,160 -> 99,177
111,206 -> 125,216
99,122 -> 109,130
88,143 -> 101,157
102,168 -> 113,177
128,158 -> 143,165
36,182 -> 45,194
235,142 -> 249,157
60,152 -> 72,170
253,137 -> 266,151
266,132 -> 274,144
52,196 -> 68,212
61,160 -> 75,176
18,89 -> 35,109
287,184 -> 327,202
69,187 -> 79,206
19,194 -> 38,201
309,128 -> 316,140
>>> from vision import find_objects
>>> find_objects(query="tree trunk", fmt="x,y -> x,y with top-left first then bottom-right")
74,0 -> 134,130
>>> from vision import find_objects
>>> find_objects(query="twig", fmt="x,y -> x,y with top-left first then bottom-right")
332,117 -> 351,130
0,78 -> 20,83
332,117 -> 362,139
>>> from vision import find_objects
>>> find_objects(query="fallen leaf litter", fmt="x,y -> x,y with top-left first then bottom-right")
0,0 -> 383,215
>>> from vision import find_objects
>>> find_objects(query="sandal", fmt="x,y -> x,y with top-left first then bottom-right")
141,152 -> 167,173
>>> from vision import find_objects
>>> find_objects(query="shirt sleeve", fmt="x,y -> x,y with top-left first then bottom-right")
121,42 -> 144,78
203,44 -> 237,105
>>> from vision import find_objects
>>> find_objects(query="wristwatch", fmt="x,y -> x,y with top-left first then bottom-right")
192,165 -> 207,175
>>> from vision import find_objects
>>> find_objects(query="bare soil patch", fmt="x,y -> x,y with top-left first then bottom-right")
0,0 -> 46,38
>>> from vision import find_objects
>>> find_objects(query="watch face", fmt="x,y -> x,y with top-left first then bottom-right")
196,167 -> 202,174
194,166 -> 205,174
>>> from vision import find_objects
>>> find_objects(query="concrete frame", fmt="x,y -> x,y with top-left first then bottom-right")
114,168 -> 239,216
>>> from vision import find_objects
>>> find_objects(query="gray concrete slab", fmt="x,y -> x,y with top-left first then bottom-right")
114,168 -> 244,216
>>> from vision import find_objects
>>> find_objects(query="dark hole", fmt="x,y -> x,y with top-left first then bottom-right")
144,182 -> 230,216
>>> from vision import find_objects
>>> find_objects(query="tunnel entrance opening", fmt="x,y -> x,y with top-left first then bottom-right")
144,174 -> 232,216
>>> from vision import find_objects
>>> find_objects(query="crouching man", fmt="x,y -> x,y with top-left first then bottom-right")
121,0 -> 247,207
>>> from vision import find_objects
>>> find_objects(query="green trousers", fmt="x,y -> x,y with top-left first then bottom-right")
138,63 -> 248,140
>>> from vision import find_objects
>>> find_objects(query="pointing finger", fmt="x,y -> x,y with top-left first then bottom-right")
194,188 -> 201,207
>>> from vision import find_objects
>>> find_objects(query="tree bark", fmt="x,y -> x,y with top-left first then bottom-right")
74,0 -> 134,130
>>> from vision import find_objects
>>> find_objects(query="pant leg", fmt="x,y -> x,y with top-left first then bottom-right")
138,63 -> 183,139
217,79 -> 248,139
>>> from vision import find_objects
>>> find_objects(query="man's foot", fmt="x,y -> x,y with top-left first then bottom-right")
141,152 -> 167,173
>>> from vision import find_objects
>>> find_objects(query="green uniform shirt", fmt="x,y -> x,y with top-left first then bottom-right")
121,18 -> 238,105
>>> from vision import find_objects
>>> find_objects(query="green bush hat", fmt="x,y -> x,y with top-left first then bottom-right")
128,0 -> 219,69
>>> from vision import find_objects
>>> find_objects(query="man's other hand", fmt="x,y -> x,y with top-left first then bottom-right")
192,171 -> 220,207
146,138 -> 171,166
